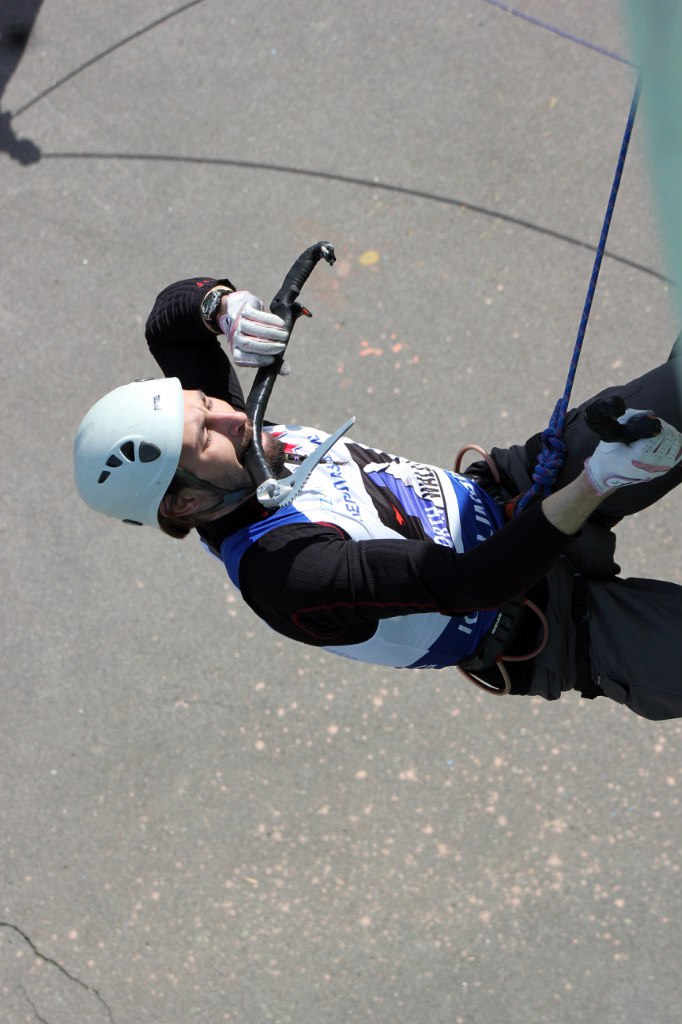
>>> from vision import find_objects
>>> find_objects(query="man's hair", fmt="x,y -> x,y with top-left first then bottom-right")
157,476 -> 194,539
158,509 -> 193,539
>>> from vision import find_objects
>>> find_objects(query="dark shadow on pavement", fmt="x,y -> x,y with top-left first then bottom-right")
0,0 -> 44,164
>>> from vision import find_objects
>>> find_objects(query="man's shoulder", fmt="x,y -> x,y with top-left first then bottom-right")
198,503 -> 342,556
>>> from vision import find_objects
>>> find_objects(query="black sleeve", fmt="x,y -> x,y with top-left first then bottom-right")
145,276 -> 246,410
238,500 -> 574,646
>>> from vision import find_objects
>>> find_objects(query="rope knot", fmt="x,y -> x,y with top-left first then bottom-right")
531,433 -> 567,490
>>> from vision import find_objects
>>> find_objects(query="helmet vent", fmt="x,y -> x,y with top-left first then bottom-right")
106,455 -> 122,467
140,442 -> 161,463
98,471 -> 110,484
120,441 -> 135,462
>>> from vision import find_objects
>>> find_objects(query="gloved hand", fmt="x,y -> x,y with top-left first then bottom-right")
585,408 -> 682,495
218,291 -> 290,369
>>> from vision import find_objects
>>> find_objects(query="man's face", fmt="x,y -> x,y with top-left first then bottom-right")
179,390 -> 252,491
161,390 -> 286,522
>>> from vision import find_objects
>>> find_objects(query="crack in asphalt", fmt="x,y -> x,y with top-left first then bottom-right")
37,151 -> 670,284
11,0 -> 210,119
9,0 -> 632,123
4,2 -> 663,286
0,921 -> 117,1024
19,985 -> 53,1024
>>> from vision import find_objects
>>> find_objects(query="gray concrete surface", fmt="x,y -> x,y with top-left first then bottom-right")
2,2 -> 681,1022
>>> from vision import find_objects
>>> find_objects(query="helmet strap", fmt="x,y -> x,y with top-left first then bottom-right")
172,467 -> 254,515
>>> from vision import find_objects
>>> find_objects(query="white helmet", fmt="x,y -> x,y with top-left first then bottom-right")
73,377 -> 184,527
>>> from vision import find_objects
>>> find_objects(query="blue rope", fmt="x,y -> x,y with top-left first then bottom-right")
514,77 -> 641,515
479,0 -> 637,67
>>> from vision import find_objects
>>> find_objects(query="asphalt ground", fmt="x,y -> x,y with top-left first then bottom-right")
2,2 -> 681,1023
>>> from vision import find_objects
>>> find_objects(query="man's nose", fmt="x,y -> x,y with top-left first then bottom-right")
208,409 -> 247,438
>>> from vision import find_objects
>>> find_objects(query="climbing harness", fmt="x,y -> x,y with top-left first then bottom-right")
457,597 -> 549,696
452,445 -> 550,694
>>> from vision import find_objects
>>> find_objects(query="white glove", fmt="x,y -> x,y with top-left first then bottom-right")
585,408 -> 682,495
218,290 -> 290,368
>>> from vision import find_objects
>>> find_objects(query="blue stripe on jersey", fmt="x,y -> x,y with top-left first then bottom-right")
221,504 -> 312,588
445,471 -> 505,549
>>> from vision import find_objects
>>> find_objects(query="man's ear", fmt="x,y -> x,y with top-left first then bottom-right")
160,488 -> 208,519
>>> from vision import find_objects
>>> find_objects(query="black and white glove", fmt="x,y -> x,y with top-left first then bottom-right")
218,291 -> 290,369
584,409 -> 682,495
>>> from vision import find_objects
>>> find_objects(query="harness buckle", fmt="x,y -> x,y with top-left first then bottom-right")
457,598 -> 549,696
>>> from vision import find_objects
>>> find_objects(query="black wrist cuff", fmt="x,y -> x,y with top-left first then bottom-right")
145,277 -> 236,346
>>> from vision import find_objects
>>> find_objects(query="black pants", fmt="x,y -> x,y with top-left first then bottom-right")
487,346 -> 682,719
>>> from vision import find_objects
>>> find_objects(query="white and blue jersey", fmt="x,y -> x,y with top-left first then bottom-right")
218,424 -> 505,670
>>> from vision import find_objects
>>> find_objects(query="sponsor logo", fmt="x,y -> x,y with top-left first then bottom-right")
363,458 -> 452,545
328,460 -> 361,518
423,501 -> 452,547
412,463 -> 442,503
456,611 -> 480,636
457,475 -> 497,542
